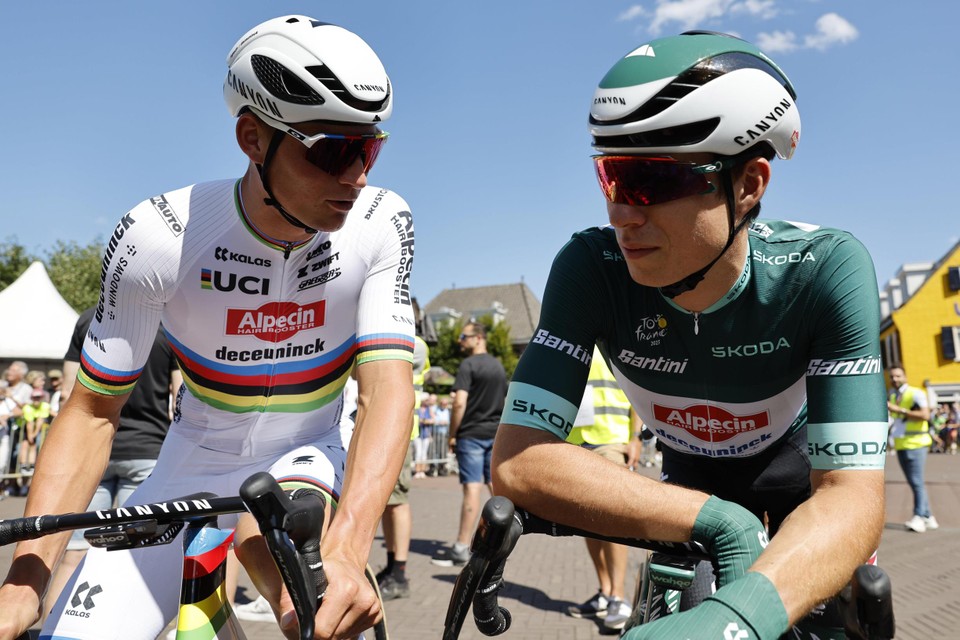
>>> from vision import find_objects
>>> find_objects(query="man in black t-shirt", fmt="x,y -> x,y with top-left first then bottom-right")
44,306 -> 181,619
431,322 -> 507,566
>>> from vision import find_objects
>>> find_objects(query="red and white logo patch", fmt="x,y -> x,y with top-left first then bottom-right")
653,403 -> 769,442
226,300 -> 325,342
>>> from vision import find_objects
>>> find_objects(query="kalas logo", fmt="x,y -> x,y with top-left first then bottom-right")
226,300 -> 325,341
653,404 -> 769,442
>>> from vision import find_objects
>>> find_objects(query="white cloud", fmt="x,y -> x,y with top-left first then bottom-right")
647,0 -> 735,35
803,12 -> 859,50
617,5 -> 647,21
620,0 -> 781,35
757,12 -> 858,54
755,30 -> 798,53
732,0 -> 779,19
615,3 -> 857,54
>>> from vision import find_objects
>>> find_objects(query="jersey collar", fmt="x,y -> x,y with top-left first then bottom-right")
661,249 -> 752,315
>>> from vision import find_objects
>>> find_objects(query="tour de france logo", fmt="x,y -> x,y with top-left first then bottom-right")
636,315 -> 668,346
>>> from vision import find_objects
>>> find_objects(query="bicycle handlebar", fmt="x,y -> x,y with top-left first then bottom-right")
444,497 -> 895,640
0,472 -> 326,640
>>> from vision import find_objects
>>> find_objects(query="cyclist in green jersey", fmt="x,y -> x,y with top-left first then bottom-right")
492,32 -> 887,640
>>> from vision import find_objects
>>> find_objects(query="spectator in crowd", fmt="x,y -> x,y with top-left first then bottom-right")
0,382 -> 15,496
565,347 -> 640,632
25,370 -> 47,395
431,322 -> 507,567
929,404 -> 948,452
414,393 -> 436,478
432,395 -> 451,476
18,389 -> 50,479
888,364 -> 938,532
943,402 -> 960,455
46,369 -> 62,419
3,361 -> 32,410
44,306 -> 182,619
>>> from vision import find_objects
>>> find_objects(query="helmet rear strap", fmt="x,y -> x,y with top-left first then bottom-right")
255,130 -> 319,235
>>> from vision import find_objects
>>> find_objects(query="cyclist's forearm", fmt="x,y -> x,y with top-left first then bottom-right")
327,364 -> 414,563
750,469 -> 884,625
4,405 -> 116,589
492,423 -> 706,541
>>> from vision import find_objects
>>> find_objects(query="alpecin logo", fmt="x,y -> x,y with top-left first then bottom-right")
653,403 -> 769,442
226,300 -> 325,341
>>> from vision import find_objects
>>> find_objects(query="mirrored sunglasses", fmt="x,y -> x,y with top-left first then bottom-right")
258,111 -> 389,176
593,155 -> 733,207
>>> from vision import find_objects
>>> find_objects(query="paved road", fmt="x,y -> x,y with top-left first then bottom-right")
3,453 -> 959,639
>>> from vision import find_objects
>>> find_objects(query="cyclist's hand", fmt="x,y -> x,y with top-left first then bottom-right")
690,496 -> 769,587
0,583 -> 41,640
281,552 -> 381,639
623,572 -> 788,640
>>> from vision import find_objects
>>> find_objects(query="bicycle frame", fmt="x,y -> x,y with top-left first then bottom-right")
172,518 -> 246,639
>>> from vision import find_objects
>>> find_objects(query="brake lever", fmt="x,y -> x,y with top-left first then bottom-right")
240,472 -> 324,640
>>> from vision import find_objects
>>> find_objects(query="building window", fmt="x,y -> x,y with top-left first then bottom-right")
948,266 -> 960,292
942,326 -> 960,362
881,332 -> 901,368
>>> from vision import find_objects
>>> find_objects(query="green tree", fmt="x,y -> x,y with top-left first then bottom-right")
45,238 -> 105,312
429,314 -> 519,388
0,239 -> 36,290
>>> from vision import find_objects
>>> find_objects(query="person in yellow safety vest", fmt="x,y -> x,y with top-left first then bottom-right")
377,333 -> 430,600
887,363 -> 938,533
565,347 -> 641,632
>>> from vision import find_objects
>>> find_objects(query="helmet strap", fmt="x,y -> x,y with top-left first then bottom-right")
255,130 -> 319,235
659,169 -> 758,299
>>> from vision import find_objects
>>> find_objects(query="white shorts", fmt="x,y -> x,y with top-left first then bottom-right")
42,428 -> 346,640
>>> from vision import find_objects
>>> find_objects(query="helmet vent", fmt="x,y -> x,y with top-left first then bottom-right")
593,117 -> 721,150
306,64 -> 389,113
251,54 -> 325,105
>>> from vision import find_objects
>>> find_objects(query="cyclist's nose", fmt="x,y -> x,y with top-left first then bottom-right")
339,157 -> 368,189
608,202 -> 650,228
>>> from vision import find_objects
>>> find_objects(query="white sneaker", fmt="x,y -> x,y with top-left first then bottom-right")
904,515 -> 926,533
923,515 -> 940,530
233,595 -> 274,622
602,597 -> 633,631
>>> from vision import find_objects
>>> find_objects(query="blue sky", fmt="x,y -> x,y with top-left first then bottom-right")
1,1 -> 955,307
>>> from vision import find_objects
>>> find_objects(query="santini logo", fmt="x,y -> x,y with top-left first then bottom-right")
806,356 -> 882,376
531,329 -> 592,366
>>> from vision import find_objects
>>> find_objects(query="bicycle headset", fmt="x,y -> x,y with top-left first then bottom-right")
589,31 -> 801,298
223,15 -> 393,234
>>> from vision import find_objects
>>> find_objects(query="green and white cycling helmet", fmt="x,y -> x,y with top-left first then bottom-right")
224,15 -> 391,124
590,31 -> 799,160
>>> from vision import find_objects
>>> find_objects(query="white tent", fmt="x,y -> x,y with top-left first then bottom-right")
0,261 -> 79,360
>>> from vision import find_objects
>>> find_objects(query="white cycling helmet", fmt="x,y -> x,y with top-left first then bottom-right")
224,15 -> 392,124
590,31 -> 799,160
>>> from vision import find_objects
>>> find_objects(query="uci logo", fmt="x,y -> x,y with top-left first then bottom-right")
200,269 -> 270,295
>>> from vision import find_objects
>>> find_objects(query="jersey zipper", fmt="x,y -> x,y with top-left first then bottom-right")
693,312 -> 700,335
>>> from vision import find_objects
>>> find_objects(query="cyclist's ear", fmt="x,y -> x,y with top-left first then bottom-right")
734,157 -> 770,222
236,110 -> 271,164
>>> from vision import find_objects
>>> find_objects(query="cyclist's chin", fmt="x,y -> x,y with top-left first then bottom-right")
304,208 -> 350,233
625,261 -> 678,288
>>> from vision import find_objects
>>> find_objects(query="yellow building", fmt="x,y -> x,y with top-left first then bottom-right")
879,241 -> 960,403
